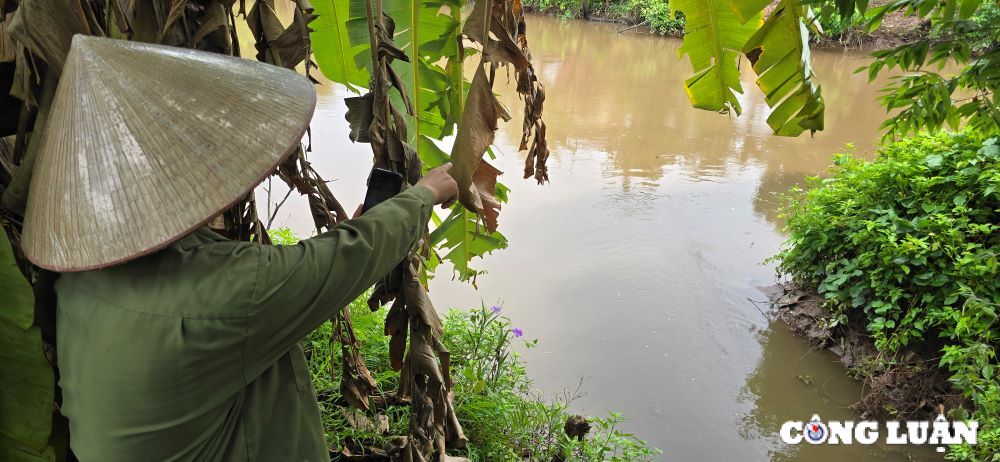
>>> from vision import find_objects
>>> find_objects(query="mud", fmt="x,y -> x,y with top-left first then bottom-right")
763,282 -> 969,421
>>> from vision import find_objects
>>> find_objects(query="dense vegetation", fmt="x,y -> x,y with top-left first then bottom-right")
523,0 -> 1000,53
765,1 -> 1000,458
521,0 -> 684,35
774,132 -> 999,459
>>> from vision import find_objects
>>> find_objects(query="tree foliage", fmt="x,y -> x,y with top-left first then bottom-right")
817,0 -> 1000,139
313,0 -> 517,282
743,0 -> 825,136
671,0 -> 1000,139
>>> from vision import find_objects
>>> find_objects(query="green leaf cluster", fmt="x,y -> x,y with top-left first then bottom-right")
774,131 -> 1000,460
523,0 -> 585,19
831,0 -> 1000,139
310,0 -> 508,281
635,0 -> 686,35
672,0 -> 825,136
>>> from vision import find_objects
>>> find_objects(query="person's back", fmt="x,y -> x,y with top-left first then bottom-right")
22,36 -> 457,460
56,185 -> 443,461
56,229 -> 325,460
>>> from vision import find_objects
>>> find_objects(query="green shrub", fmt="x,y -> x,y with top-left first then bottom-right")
522,0 -> 582,19
302,299 -> 660,461
631,0 -> 683,35
522,0 -> 685,35
773,131 -> 999,460
970,1 -> 1000,53
814,6 -> 866,39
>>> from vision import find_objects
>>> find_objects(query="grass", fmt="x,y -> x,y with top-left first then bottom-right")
297,294 -> 661,461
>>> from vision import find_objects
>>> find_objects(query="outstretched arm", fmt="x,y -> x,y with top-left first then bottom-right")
244,165 -> 457,378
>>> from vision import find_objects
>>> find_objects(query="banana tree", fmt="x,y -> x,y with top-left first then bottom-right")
311,0 -> 550,455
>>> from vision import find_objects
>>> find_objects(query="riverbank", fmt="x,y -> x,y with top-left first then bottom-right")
768,132 -> 999,460
520,0 -> 926,50
763,283 -> 966,422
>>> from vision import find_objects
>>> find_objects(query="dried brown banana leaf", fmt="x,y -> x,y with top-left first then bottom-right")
7,0 -> 100,74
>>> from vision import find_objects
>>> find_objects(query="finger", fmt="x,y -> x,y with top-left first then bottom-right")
440,162 -> 453,172
441,195 -> 457,209
353,204 -> 364,218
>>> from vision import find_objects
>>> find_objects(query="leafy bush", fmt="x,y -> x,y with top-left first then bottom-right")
522,0 -> 685,35
812,5 -> 867,44
631,0 -> 683,35
301,299 -> 660,461
522,0 -> 582,19
773,132 -> 999,460
969,1 -> 1000,53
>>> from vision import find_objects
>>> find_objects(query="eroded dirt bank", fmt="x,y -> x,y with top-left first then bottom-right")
523,0 -> 924,51
762,283 -> 968,421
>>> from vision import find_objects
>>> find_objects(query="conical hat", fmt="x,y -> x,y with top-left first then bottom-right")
21,35 -> 316,272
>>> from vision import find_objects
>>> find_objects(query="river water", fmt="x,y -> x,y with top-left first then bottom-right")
254,12 -> 942,462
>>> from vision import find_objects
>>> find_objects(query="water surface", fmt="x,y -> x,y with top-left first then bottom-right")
259,13 -> 941,461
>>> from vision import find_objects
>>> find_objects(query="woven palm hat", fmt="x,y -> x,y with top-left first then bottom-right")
21,35 -> 316,272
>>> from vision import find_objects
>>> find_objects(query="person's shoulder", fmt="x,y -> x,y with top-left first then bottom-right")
172,227 -> 263,258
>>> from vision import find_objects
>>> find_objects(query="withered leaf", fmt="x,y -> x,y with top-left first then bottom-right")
385,297 -> 408,371
191,1 -> 231,50
336,307 -> 378,411
472,160 -> 502,232
345,92 -> 374,143
158,0 -> 188,43
462,0 -> 529,71
523,121 -> 548,183
247,0 -> 313,68
0,15 -> 14,63
7,0 -> 94,74
269,6 -> 310,67
448,65 -> 509,232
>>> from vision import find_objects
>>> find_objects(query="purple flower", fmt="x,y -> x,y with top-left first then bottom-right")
491,305 -> 502,314
512,327 -> 523,338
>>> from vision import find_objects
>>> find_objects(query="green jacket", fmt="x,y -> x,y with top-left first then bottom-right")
55,186 -> 435,461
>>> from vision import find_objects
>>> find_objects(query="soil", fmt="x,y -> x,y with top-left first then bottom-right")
814,5 -> 927,50
762,282 -> 969,421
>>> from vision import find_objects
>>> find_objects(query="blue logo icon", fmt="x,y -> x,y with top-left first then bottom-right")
805,415 -> 827,444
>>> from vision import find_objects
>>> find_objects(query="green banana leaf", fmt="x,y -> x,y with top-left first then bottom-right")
674,0 -> 761,115
741,0 -> 825,136
311,0 -> 508,281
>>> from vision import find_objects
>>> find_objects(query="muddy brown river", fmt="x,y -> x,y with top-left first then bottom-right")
251,12 -> 943,462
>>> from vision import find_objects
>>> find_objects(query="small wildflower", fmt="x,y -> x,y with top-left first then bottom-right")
512,327 -> 523,338
491,305 -> 502,314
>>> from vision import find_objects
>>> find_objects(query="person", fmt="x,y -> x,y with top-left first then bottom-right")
19,36 -> 457,461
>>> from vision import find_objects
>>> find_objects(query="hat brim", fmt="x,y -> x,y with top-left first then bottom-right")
21,36 -> 317,272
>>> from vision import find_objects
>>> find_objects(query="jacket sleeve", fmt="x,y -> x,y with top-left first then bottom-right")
244,186 -> 435,379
